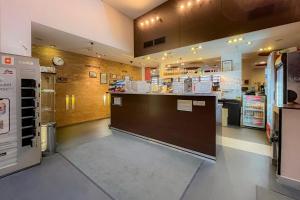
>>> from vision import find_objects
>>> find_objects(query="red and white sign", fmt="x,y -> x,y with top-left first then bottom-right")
1,56 -> 14,66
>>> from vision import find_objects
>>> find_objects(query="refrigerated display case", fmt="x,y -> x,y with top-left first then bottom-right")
40,67 -> 56,154
242,95 -> 266,129
41,68 -> 56,124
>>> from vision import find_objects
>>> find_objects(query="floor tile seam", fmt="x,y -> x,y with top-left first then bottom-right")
57,153 -> 117,200
179,160 -> 206,200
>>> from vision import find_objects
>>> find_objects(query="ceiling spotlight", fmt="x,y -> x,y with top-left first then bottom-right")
156,16 -> 160,21
198,57 -> 203,60
187,1 -> 192,7
181,62 -> 185,66
196,0 -> 201,3
247,41 -> 252,45
228,40 -> 233,44
147,56 -> 151,60
267,47 -> 272,51
238,37 -> 243,41
233,38 -> 238,43
151,18 -> 155,23
97,55 -> 101,58
164,52 -> 168,56
162,57 -> 165,60
193,51 -> 197,54
145,20 -> 149,25
259,48 -> 264,51
176,60 -> 180,63
198,45 -> 202,49
140,22 -> 144,26
191,47 -> 195,51
180,4 -> 185,9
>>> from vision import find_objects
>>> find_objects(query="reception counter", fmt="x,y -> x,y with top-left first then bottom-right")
110,92 -> 217,160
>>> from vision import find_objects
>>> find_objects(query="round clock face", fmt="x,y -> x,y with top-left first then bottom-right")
52,56 -> 64,66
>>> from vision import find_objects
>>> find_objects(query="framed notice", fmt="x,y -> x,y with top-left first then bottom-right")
222,60 -> 233,72
177,100 -> 192,112
100,73 -> 107,84
89,71 -> 97,78
112,97 -> 122,106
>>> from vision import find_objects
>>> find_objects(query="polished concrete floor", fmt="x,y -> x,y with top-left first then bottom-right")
217,125 -> 269,145
1,119 -> 299,200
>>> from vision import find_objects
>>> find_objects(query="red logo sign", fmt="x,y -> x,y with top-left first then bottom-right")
1,56 -> 14,65
4,57 -> 12,65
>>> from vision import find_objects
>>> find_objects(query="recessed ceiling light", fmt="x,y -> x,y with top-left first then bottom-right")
180,4 -> 185,9
140,22 -> 144,26
147,56 -> 151,60
198,57 -> 203,60
156,16 -> 160,21
164,52 -> 168,56
267,47 -> 272,50
49,45 -> 56,48
181,62 -> 185,66
198,45 -> 202,49
151,18 -> 155,23
193,51 -> 197,54
233,38 -> 238,42
187,1 -> 192,7
238,37 -> 243,41
228,40 -> 233,44
162,57 -> 165,60
259,48 -> 264,51
247,41 -> 252,45
145,20 -> 149,25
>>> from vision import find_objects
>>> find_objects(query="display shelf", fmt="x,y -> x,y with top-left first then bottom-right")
242,95 -> 266,129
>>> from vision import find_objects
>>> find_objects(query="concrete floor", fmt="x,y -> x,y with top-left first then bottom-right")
1,119 -> 299,200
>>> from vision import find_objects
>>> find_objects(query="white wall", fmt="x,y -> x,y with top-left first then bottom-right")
0,0 -> 133,56
242,56 -> 267,90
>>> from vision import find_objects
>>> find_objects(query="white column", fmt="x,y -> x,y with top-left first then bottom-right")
220,50 -> 242,99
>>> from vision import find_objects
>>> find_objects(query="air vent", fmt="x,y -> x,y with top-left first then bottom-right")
144,40 -> 154,48
154,37 -> 165,45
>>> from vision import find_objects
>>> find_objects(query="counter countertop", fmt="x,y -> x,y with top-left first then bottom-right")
109,91 -> 217,97
280,104 -> 300,110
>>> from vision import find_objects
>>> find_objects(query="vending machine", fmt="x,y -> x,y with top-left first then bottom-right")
0,53 -> 41,177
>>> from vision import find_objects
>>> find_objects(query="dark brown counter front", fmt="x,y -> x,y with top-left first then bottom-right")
110,93 -> 216,159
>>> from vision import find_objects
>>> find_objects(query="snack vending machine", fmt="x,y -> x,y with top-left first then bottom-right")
0,53 -> 41,177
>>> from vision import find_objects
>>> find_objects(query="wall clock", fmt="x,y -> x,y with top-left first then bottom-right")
52,56 -> 64,66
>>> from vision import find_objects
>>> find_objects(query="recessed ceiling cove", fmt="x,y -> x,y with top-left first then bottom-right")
102,0 -> 168,19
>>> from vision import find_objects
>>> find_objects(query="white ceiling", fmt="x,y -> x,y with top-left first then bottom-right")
102,0 -> 168,19
31,22 -> 140,67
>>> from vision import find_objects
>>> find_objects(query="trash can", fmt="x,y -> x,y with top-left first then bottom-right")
41,122 -> 56,156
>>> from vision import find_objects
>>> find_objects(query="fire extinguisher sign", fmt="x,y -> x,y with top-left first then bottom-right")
1,56 -> 14,66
